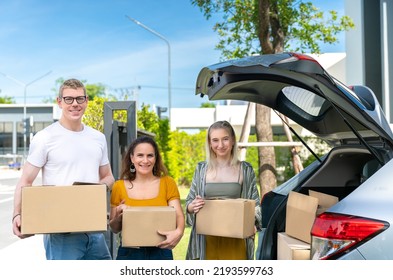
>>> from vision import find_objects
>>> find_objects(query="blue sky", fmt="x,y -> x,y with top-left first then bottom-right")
0,0 -> 345,112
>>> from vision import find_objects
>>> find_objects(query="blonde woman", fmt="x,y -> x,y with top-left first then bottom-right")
185,120 -> 262,260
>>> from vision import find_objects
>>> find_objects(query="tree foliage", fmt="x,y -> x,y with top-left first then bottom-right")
200,102 -> 216,108
0,95 -> 14,104
167,130 -> 207,186
191,0 -> 354,196
192,0 -> 354,58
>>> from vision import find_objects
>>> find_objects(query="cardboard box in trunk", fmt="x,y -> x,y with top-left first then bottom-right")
196,198 -> 255,239
277,232 -> 310,260
285,191 -> 318,244
308,190 -> 339,215
21,185 -> 107,235
122,206 -> 176,247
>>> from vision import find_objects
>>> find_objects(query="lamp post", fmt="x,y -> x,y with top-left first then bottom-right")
0,70 -> 52,162
126,16 -> 172,122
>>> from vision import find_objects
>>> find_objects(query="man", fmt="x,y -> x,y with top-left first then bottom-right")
12,78 -> 115,260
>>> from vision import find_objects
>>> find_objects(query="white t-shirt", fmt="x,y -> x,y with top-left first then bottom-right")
27,121 -> 110,186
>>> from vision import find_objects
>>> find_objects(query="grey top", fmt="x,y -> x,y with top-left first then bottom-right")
205,166 -> 242,198
205,182 -> 242,199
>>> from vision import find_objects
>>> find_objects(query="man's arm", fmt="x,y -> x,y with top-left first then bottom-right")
12,162 -> 41,238
99,163 -> 115,191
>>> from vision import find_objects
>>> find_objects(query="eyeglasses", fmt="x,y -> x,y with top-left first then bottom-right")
61,96 -> 87,104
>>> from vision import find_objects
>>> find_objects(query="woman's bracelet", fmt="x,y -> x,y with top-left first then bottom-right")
12,213 -> 21,222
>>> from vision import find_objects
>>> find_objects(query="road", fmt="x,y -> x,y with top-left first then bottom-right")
0,169 -> 22,249
0,167 -> 44,260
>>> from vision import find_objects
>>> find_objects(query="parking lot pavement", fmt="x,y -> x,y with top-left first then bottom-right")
0,234 -> 46,261
0,167 -> 22,179
0,166 -> 46,261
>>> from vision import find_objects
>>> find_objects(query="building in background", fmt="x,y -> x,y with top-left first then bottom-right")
0,104 -> 60,166
345,0 -> 393,121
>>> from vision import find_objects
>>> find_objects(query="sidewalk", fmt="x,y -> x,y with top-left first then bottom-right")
0,166 -> 46,261
0,234 -> 46,261
0,166 -> 22,179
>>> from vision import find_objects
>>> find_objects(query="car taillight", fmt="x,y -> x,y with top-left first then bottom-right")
311,213 -> 388,260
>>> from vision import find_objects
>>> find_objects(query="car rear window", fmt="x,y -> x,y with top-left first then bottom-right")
282,86 -> 328,117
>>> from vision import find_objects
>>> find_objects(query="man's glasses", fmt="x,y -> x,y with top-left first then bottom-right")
61,96 -> 87,105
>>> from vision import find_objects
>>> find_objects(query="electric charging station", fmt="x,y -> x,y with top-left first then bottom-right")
103,101 -> 137,258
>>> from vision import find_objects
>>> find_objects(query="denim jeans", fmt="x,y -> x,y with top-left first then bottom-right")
116,246 -> 173,260
43,232 -> 112,260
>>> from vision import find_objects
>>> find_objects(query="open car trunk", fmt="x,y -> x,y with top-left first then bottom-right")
258,144 -> 387,259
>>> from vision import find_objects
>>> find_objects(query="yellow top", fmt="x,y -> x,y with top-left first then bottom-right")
110,176 -> 180,207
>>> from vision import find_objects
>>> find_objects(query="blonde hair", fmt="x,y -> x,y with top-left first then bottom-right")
206,120 -> 239,171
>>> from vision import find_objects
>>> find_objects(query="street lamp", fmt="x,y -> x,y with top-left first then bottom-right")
0,70 -> 52,162
126,15 -> 172,122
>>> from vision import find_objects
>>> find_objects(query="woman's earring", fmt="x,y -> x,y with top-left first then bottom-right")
130,163 -> 136,173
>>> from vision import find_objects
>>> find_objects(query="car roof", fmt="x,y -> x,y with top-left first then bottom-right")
195,53 -> 393,147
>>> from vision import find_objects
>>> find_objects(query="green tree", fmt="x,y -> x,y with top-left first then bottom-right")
192,0 -> 354,197
0,94 -> 14,104
200,102 -> 216,108
168,130 -> 206,186
137,103 -> 171,170
83,97 -> 110,132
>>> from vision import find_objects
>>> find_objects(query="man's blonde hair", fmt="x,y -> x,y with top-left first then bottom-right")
58,78 -> 86,98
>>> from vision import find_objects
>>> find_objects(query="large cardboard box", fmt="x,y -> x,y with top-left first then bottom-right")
285,191 -> 318,243
122,206 -> 176,247
196,198 -> 255,239
277,232 -> 310,260
21,185 -> 107,235
308,190 -> 338,215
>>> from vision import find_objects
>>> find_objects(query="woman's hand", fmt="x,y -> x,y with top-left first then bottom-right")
157,228 -> 184,249
114,199 -> 127,221
188,195 -> 205,214
109,199 -> 127,233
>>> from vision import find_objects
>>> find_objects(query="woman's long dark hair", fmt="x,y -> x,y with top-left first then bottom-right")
120,136 -> 168,181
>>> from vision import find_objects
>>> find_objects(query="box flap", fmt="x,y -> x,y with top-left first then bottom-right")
277,232 -> 310,260
285,191 -> 318,243
308,190 -> 339,208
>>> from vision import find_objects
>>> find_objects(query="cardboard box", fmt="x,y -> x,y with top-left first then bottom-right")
285,191 -> 318,243
122,207 -> 176,247
21,185 -> 107,234
196,198 -> 255,239
277,232 -> 310,260
308,190 -> 339,215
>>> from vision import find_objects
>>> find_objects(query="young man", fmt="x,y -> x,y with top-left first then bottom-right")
12,78 -> 115,260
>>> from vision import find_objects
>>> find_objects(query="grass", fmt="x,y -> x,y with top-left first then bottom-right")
173,186 -> 191,260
